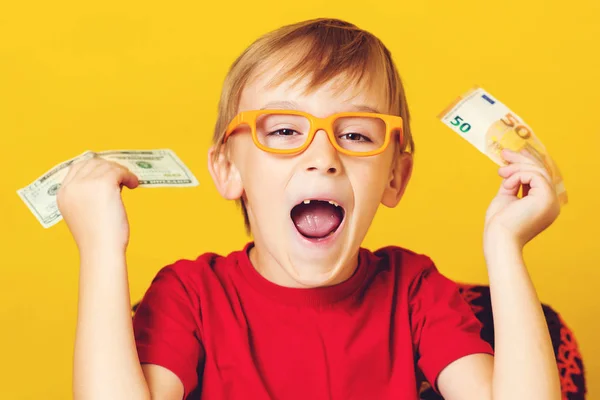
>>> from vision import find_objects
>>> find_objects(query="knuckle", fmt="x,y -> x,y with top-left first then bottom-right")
106,161 -> 125,172
84,158 -> 100,167
56,185 -> 74,207
97,159 -> 113,169
91,157 -> 109,166
107,166 -> 126,177
56,187 -> 66,204
94,172 -> 116,184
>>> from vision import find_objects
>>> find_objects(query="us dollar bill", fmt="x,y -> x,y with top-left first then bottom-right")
438,86 -> 567,205
17,149 -> 199,228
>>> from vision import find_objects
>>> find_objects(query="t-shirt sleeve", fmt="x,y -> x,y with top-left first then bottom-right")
409,260 -> 494,393
133,264 -> 204,398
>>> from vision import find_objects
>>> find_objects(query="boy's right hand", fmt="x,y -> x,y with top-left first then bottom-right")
57,156 -> 140,254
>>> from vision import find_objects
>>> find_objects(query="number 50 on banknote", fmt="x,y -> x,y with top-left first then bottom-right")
438,86 -> 568,205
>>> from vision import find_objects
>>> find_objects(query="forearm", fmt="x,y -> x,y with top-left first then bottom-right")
73,248 -> 150,400
485,235 -> 561,400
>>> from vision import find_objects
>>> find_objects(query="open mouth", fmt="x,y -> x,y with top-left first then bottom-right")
290,199 -> 345,240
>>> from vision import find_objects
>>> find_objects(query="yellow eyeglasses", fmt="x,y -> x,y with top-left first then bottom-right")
223,109 -> 404,157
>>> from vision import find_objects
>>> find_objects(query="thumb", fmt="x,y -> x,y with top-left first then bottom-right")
119,170 -> 140,190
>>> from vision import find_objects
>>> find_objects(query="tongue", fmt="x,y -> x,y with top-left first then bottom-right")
291,201 -> 343,238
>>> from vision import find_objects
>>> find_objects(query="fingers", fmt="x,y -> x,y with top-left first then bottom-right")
88,162 -> 140,189
62,157 -> 93,186
503,172 -> 533,191
497,178 -> 520,197
500,170 -> 552,197
63,154 -> 104,186
497,148 -> 553,198
498,162 -> 552,184
501,148 -> 542,167
62,157 -> 139,190
499,149 -> 553,191
92,162 -> 140,189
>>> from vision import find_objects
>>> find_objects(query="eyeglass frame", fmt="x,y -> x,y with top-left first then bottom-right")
222,109 -> 404,157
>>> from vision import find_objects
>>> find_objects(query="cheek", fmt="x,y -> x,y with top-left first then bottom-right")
347,162 -> 391,204
238,149 -> 289,207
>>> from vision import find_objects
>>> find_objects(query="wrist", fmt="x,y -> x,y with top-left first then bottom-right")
76,234 -> 128,256
483,227 -> 523,262
78,244 -> 127,266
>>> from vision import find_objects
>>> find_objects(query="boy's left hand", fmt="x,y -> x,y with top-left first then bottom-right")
484,148 -> 560,250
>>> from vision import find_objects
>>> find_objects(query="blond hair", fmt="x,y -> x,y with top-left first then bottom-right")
211,18 -> 414,231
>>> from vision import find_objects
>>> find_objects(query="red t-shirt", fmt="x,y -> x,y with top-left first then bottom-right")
133,243 -> 493,399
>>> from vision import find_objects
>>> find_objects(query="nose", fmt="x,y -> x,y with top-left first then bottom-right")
303,130 -> 342,175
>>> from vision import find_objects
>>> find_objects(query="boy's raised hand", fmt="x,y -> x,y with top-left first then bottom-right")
484,148 -> 561,249
57,156 -> 139,254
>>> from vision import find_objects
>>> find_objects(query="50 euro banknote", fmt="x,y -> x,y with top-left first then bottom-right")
438,86 -> 567,205
17,149 -> 199,228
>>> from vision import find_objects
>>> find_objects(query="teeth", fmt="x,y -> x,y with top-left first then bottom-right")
300,199 -> 341,207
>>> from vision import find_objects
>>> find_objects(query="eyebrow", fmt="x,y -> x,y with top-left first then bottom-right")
260,101 -> 381,114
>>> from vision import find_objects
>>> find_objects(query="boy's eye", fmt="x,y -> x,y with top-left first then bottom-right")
339,132 -> 372,142
268,128 -> 301,136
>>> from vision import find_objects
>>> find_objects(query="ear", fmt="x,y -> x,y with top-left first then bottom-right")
381,152 -> 413,208
207,145 -> 244,200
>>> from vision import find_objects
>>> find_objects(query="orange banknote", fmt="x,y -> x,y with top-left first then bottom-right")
439,86 -> 567,205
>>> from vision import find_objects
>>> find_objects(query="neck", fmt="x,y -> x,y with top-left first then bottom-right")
248,243 -> 359,288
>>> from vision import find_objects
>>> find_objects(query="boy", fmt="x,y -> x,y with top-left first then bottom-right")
58,18 -> 562,400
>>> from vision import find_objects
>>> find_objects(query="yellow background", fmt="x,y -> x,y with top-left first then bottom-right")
1,0 -> 598,398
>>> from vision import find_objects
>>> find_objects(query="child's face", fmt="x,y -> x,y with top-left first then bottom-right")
210,67 -> 412,287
